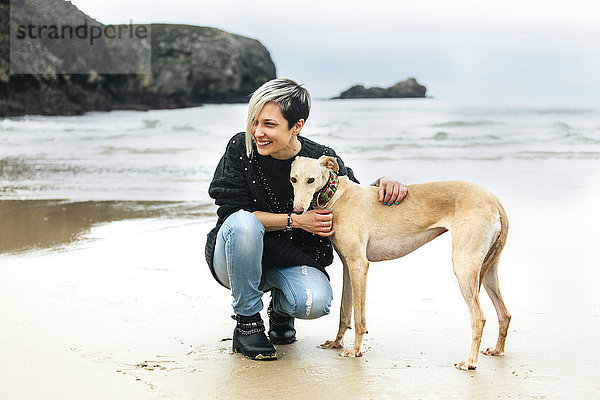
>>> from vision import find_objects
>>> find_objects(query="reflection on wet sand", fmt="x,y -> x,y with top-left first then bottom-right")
0,200 -> 214,254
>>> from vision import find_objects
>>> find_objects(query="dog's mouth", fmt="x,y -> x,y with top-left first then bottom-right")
292,206 -> 305,214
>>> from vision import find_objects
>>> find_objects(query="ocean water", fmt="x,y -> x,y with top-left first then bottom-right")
1,97 -> 599,212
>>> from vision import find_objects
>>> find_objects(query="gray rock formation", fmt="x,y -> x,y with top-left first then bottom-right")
334,78 -> 427,99
0,0 -> 276,116
149,24 -> 275,104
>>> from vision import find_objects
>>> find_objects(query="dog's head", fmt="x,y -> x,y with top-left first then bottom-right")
290,155 -> 339,214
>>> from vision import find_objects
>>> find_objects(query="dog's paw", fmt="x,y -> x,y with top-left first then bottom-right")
481,347 -> 504,356
340,348 -> 362,357
455,361 -> 477,371
320,339 -> 343,349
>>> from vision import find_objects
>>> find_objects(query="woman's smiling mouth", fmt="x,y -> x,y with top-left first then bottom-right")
256,139 -> 273,147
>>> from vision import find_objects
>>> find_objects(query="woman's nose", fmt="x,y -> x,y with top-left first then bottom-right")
254,126 -> 265,137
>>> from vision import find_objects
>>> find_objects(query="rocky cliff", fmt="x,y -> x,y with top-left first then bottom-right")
335,78 -> 427,99
0,0 -> 276,116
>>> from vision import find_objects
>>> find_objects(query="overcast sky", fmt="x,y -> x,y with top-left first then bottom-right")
69,0 -> 600,99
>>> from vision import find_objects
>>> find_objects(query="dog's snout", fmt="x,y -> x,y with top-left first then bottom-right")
293,206 -> 304,214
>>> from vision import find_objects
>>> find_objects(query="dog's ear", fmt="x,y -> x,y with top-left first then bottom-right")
318,156 -> 339,172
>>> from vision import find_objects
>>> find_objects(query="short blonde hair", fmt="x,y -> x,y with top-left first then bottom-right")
245,78 -> 311,158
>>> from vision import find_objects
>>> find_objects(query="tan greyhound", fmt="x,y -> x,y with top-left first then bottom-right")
289,155 -> 510,370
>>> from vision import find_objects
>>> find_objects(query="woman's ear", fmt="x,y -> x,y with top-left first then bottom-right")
294,119 -> 305,134
318,156 -> 339,172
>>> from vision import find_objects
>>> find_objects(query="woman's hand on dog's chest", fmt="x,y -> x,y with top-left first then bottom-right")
292,208 -> 335,237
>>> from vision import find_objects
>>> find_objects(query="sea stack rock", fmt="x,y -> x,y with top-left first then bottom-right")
0,0 -> 276,116
335,78 -> 427,99
148,24 -> 276,105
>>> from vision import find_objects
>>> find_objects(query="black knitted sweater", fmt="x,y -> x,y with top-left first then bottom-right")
205,132 -> 359,286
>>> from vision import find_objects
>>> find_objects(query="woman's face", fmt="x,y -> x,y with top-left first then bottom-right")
253,102 -> 302,159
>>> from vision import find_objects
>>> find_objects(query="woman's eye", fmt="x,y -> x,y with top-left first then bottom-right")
291,177 -> 297,183
307,178 -> 315,184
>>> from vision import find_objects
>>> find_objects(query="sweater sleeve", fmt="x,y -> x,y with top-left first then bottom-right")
208,135 -> 257,221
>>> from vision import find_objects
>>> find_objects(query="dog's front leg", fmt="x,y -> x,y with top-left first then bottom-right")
321,258 -> 352,349
341,256 -> 369,357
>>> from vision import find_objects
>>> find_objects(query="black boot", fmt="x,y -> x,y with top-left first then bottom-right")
268,301 -> 296,345
232,313 -> 277,360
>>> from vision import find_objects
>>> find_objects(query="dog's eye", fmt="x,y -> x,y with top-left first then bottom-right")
291,177 -> 297,183
307,178 -> 315,184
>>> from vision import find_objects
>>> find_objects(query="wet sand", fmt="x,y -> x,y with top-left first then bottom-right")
0,200 -> 214,253
1,200 -> 599,399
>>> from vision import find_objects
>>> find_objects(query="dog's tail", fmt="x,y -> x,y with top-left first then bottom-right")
479,200 -> 509,287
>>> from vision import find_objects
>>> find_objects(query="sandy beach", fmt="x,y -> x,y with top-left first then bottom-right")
1,194 -> 599,400
2,96 -> 600,399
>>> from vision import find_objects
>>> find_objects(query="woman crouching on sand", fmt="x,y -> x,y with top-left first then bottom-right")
205,78 -> 407,360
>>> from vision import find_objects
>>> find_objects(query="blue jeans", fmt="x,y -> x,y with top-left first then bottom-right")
213,210 -> 333,318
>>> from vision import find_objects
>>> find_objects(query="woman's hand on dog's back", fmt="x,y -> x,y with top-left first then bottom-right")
374,176 -> 408,206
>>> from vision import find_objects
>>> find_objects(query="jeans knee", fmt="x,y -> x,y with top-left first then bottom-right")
223,210 -> 264,242
294,285 -> 332,320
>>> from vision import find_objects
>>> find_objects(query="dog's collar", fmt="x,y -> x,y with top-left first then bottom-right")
311,170 -> 339,209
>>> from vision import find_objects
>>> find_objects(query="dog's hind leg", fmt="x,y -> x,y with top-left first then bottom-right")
321,258 -> 352,349
481,259 -> 511,356
452,244 -> 487,370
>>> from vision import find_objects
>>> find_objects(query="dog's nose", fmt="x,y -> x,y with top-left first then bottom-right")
293,206 -> 304,214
